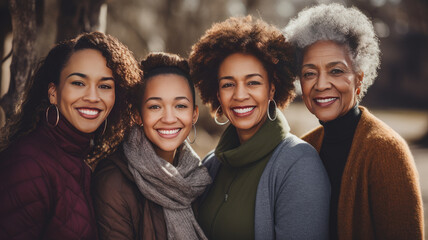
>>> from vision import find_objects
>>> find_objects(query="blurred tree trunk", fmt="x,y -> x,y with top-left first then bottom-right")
0,0 -> 37,118
57,0 -> 106,42
0,4 -> 12,97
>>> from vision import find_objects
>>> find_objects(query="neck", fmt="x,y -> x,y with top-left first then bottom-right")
153,144 -> 176,164
236,116 -> 267,144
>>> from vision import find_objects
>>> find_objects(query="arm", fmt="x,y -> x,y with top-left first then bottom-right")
0,157 -> 51,239
274,145 -> 330,240
369,139 -> 424,239
92,166 -> 139,240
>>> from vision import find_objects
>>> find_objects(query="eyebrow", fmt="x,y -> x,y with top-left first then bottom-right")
302,61 -> 347,69
145,96 -> 190,103
66,72 -> 114,81
218,73 -> 264,81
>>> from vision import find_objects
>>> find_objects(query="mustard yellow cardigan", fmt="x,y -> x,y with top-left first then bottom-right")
302,106 -> 424,240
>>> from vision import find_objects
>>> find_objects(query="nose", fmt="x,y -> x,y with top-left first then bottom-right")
314,72 -> 332,91
233,83 -> 250,101
161,107 -> 177,124
83,85 -> 101,102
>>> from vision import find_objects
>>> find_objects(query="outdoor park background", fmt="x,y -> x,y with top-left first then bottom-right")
1,0 -> 427,236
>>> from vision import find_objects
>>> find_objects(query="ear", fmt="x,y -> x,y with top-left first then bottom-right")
192,105 -> 199,124
134,112 -> 143,126
48,83 -> 58,105
269,83 -> 276,100
357,72 -> 364,87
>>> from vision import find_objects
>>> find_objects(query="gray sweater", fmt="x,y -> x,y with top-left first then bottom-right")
202,134 -> 330,240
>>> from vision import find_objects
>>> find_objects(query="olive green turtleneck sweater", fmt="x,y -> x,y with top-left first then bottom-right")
198,112 -> 288,240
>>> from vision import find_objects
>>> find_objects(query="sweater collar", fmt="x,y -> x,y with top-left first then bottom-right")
215,109 -> 290,168
320,104 -> 361,142
42,108 -> 94,158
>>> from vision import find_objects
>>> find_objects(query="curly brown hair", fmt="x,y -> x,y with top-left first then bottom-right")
132,52 -> 195,115
0,32 -> 141,169
189,15 -> 296,113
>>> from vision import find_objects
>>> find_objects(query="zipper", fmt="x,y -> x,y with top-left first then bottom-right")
209,170 -> 238,236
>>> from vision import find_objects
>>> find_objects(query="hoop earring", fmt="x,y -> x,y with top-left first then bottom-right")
101,118 -> 107,135
267,99 -> 277,121
46,105 -> 59,127
186,123 -> 197,144
214,106 -> 229,125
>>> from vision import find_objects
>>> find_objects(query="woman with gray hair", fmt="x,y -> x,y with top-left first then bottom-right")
284,3 -> 424,240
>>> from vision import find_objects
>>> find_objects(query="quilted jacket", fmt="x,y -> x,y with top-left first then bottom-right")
0,115 -> 98,240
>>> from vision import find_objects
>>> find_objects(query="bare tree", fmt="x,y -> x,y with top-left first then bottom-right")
0,0 -> 37,118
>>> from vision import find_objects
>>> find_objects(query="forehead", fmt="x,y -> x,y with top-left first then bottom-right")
302,40 -> 352,65
219,53 -> 267,76
144,74 -> 192,99
61,49 -> 110,74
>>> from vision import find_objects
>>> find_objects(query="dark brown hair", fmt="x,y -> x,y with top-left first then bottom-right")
189,15 -> 296,113
0,32 -> 142,169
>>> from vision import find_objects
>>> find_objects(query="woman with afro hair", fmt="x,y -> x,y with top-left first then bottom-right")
189,16 -> 330,240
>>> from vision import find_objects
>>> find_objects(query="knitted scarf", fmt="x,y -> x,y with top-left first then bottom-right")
124,126 -> 212,240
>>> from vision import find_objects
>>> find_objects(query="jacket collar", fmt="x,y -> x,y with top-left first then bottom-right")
42,109 -> 94,159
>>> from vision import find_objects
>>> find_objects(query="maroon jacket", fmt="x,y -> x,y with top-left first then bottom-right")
0,115 -> 98,240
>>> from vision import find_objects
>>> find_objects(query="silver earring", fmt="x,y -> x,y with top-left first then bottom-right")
46,104 -> 59,127
267,99 -> 277,121
186,123 -> 197,144
214,106 -> 229,125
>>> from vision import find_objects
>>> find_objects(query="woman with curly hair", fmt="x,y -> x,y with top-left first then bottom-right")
189,16 -> 330,239
92,52 -> 211,240
284,3 -> 424,239
0,32 -> 140,239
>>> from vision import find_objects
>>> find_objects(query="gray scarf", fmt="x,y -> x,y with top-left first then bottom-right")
124,126 -> 211,240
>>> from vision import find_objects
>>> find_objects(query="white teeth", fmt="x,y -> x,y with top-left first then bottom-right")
233,107 -> 254,114
78,109 -> 99,116
158,129 -> 180,135
315,98 -> 336,103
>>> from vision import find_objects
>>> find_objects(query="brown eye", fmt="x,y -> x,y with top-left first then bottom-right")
71,81 -> 85,86
221,82 -> 234,88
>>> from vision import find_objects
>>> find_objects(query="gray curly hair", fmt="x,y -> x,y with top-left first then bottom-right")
283,3 -> 380,102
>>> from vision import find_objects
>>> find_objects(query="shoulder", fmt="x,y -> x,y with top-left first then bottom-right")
270,134 -> 321,167
301,126 -> 323,148
262,134 -> 327,184
358,107 -> 411,156
93,153 -> 135,199
0,131 -> 54,186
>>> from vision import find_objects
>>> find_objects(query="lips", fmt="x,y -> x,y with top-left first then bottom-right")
314,97 -> 338,107
232,106 -> 255,117
76,108 -> 101,119
157,128 -> 181,138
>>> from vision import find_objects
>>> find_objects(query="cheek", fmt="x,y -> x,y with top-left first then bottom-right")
141,110 -> 156,127
218,89 -> 230,105
300,82 -> 313,108
104,92 -> 116,111
180,110 -> 195,127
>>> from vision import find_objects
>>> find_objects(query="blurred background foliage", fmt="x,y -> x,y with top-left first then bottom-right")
1,0 -> 428,148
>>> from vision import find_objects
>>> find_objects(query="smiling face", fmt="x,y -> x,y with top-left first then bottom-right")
48,49 -> 115,133
217,53 -> 274,143
300,40 -> 362,122
140,74 -> 199,162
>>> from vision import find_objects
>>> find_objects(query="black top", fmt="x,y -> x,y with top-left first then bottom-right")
319,105 -> 361,240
